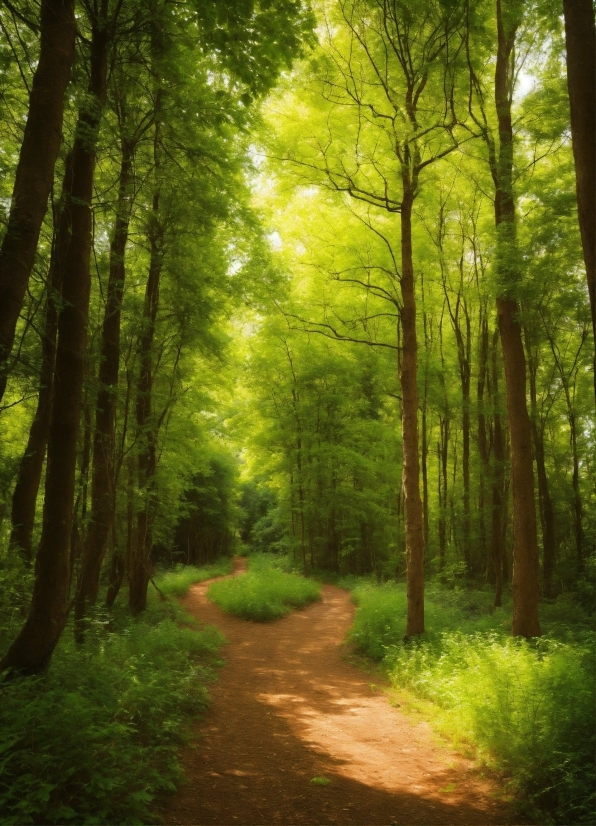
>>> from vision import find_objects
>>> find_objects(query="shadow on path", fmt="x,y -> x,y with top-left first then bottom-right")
162,558 -> 514,825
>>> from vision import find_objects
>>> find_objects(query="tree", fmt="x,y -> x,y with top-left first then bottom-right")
273,0 -> 469,634
0,0 -> 75,403
561,0 -> 595,396
466,0 -> 541,636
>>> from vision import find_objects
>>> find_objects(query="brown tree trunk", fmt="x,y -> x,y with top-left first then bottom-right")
421,403 -> 429,555
421,281 -> 431,555
400,192 -> 424,637
490,328 -> 506,608
438,415 -> 449,572
8,225 -> 64,560
524,329 -> 557,597
493,0 -> 541,637
565,388 -> 584,572
477,306 -> 490,575
0,0 -> 75,402
106,454 -> 134,609
75,139 -> 134,639
129,185 -> 163,614
562,0 -> 596,398
451,292 -> 472,572
0,24 -> 109,675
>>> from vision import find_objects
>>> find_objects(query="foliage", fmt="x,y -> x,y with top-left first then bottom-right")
348,581 -> 508,659
347,580 -> 595,824
154,559 -> 233,597
0,581 -> 225,825
207,555 -> 320,620
388,633 -> 594,824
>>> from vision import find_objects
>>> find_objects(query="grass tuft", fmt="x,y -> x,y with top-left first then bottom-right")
155,558 -> 233,597
207,555 -> 320,621
310,776 -> 331,785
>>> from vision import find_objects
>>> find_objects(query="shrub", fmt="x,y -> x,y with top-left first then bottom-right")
0,569 -> 226,825
385,633 -> 595,824
347,579 -> 595,824
155,558 -> 233,597
207,564 -> 320,621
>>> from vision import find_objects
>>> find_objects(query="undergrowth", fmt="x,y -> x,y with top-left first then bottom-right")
207,553 -> 320,620
156,558 -> 233,597
348,580 -> 595,824
0,564 -> 227,825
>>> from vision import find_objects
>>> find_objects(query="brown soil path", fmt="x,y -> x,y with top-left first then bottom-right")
163,559 -> 515,825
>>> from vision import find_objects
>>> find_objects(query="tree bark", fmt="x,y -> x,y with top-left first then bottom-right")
562,0 -> 596,398
477,306 -> 490,575
401,192 -> 424,637
0,0 -> 75,402
8,218 -> 65,560
106,454 -> 134,609
75,139 -> 134,639
0,23 -> 109,674
493,0 -> 541,637
524,327 -> 557,597
489,328 -> 506,608
129,187 -> 163,614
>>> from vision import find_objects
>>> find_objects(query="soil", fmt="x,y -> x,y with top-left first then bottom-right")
162,558 -> 516,826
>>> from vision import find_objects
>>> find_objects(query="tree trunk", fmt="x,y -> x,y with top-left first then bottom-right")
400,192 -> 424,637
490,328 -> 505,608
75,139 -> 134,639
0,0 -> 75,402
566,391 -> 584,572
477,306 -> 490,575
129,185 -> 163,614
438,415 -> 449,571
0,25 -> 109,675
562,0 -> 596,398
8,224 -> 64,559
524,330 -> 557,597
106,454 -> 134,609
452,297 -> 471,572
493,0 -> 541,637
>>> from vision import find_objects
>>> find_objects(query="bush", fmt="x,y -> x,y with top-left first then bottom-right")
348,581 -> 508,660
347,580 -> 595,824
246,551 -> 297,574
0,570 -> 226,825
386,633 -> 595,824
207,560 -> 320,621
155,558 -> 233,597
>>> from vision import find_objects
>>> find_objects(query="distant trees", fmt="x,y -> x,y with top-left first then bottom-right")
248,0 -> 594,636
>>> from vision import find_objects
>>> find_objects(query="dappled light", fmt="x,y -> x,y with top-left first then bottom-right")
164,566 -> 511,825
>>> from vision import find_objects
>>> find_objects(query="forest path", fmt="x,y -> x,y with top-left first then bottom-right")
163,558 -> 514,825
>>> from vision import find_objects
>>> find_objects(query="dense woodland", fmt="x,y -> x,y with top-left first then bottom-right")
0,0 -> 594,822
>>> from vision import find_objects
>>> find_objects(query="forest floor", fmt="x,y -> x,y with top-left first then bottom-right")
161,558 -> 517,826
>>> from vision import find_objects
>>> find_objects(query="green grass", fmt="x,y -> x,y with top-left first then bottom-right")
0,564 -> 226,825
155,558 -> 233,597
346,580 -> 595,824
207,554 -> 321,621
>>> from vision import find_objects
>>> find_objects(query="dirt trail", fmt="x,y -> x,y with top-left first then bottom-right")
163,559 -> 514,825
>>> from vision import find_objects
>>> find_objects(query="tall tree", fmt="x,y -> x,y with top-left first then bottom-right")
466,0 -> 541,636
561,0 -> 595,396
0,2 -> 117,674
0,0 -> 75,403
74,123 -> 142,635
